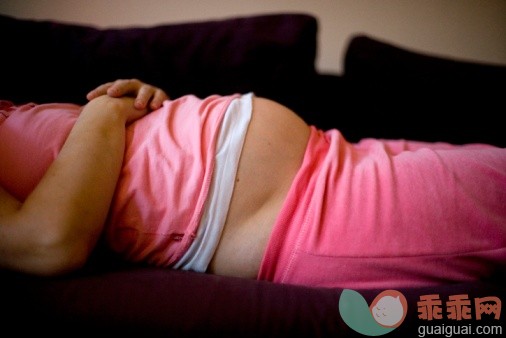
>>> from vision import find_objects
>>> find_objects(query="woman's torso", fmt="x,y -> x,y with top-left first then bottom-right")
0,97 -> 311,279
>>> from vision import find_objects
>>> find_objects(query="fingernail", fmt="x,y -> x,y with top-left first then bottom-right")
135,100 -> 145,109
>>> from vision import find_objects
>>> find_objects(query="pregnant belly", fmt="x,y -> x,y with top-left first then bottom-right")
208,97 -> 310,278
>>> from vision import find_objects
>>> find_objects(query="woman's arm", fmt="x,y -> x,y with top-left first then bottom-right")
0,96 -> 142,275
0,81 -> 168,276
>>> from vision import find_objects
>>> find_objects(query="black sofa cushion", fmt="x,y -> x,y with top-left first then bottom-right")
344,35 -> 506,90
0,13 -> 317,105
340,35 -> 506,146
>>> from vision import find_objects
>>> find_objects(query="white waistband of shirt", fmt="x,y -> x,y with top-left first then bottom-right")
173,93 -> 253,272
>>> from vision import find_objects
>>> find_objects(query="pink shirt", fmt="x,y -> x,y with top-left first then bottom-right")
258,127 -> 506,288
0,95 -> 238,267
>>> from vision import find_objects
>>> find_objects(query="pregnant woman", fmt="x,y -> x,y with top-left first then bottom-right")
1,79 -> 505,289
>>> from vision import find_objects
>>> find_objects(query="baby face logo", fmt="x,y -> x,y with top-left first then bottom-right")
370,290 -> 407,328
339,289 -> 408,336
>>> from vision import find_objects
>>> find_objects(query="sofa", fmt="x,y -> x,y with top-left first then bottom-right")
1,13 -> 505,337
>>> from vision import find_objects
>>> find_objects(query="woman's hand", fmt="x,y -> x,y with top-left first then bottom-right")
86,79 -> 169,111
84,95 -> 149,125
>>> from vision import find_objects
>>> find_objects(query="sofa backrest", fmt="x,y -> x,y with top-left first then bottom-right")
0,13 -> 318,105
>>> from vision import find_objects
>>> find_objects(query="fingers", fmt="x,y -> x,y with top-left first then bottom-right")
86,80 -> 130,100
86,82 -> 115,101
146,88 -> 169,110
86,79 -> 169,110
133,83 -> 155,109
130,82 -> 169,110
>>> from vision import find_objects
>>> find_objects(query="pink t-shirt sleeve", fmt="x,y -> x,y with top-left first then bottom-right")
0,101 -> 79,200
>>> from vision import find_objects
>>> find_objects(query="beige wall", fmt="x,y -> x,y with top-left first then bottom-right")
1,0 -> 505,74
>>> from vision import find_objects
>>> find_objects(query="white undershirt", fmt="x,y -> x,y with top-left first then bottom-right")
173,93 -> 253,272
